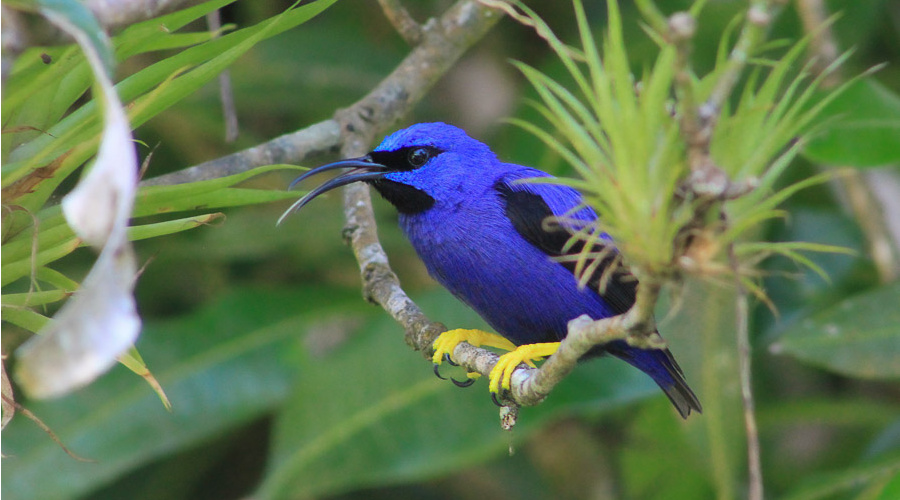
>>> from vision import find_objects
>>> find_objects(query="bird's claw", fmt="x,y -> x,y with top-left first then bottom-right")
433,361 -> 480,387
490,389 -> 509,407
443,353 -> 459,367
452,375 -> 478,388
431,328 -> 522,395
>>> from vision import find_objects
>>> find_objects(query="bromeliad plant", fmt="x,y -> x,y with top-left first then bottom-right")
503,0 -> 853,302
1,0 -> 333,406
494,1 -> 861,498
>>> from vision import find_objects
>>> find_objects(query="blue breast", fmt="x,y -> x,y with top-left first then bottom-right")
397,174 -> 618,346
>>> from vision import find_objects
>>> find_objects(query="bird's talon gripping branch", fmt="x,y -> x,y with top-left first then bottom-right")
491,390 -> 506,407
431,328 -> 515,387
433,363 -> 447,380
488,342 -> 561,396
431,328 -> 517,365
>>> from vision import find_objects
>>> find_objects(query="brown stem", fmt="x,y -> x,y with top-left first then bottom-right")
140,120 -> 342,186
729,242 -> 763,500
377,0 -> 424,45
207,10 -> 239,143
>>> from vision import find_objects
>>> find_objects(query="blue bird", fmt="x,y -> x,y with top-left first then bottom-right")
281,122 -> 701,418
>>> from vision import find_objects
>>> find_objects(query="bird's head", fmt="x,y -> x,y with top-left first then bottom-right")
278,122 -> 499,224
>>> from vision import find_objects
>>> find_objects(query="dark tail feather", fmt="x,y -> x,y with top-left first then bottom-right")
608,342 -> 702,419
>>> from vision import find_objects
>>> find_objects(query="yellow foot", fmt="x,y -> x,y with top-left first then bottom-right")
432,329 -> 516,386
431,329 -> 517,366
489,342 -> 561,397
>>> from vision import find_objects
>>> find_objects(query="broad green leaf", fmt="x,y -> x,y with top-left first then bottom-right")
875,472 -> 900,500
259,290 -> 658,500
803,78 -> 900,167
772,282 -> 900,379
782,452 -> 900,500
620,400 -> 714,499
757,398 -> 900,429
1,287 -> 360,500
657,279 -> 743,500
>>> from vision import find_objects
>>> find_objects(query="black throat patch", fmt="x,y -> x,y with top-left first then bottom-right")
370,179 -> 435,214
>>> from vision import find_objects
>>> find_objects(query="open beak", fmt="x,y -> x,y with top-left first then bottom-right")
277,156 -> 387,225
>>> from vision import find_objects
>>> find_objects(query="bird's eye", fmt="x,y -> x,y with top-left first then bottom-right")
407,148 -> 430,168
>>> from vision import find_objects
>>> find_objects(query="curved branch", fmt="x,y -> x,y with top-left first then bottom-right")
141,120 -> 341,186
145,0 -> 653,421
377,0 -> 424,45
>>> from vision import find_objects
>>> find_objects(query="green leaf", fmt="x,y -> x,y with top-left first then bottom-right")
875,472 -> 900,500
0,306 -> 52,333
803,78 -> 900,167
116,347 -> 172,411
2,289 -> 70,308
782,451 -> 900,500
259,290 -> 658,500
620,400 -> 713,499
773,282 -> 900,379
1,287 -> 360,500
38,0 -> 113,76
656,279 -> 743,500
127,213 -> 224,241
134,164 -> 303,217
1,238 -> 81,287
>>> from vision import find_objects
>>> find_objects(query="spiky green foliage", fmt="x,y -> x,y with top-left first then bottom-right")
508,0 -> 690,279
1,0 -> 334,398
509,0 -> 852,287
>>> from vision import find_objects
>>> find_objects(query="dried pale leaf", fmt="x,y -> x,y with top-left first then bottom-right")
14,7 -> 141,399
55,27 -> 136,248
15,244 -> 141,398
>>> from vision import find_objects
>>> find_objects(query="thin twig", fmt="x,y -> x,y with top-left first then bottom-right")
654,3 -> 775,498
338,0 -> 502,356
1,394 -> 95,462
207,9 -> 239,143
729,241 -> 763,500
377,0 -> 423,45
517,281 -> 662,406
795,0 -> 841,87
83,0 -> 202,32
140,120 -> 342,186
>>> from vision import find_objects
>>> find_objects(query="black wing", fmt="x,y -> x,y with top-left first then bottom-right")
496,179 -> 702,418
495,180 -> 637,315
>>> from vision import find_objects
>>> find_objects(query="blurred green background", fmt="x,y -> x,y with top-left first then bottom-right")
2,1 -> 899,499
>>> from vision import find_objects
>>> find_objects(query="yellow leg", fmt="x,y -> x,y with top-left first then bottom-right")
489,342 -> 561,395
431,328 -> 517,366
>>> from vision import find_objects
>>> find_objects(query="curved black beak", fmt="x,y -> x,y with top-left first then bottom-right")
277,156 -> 386,225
